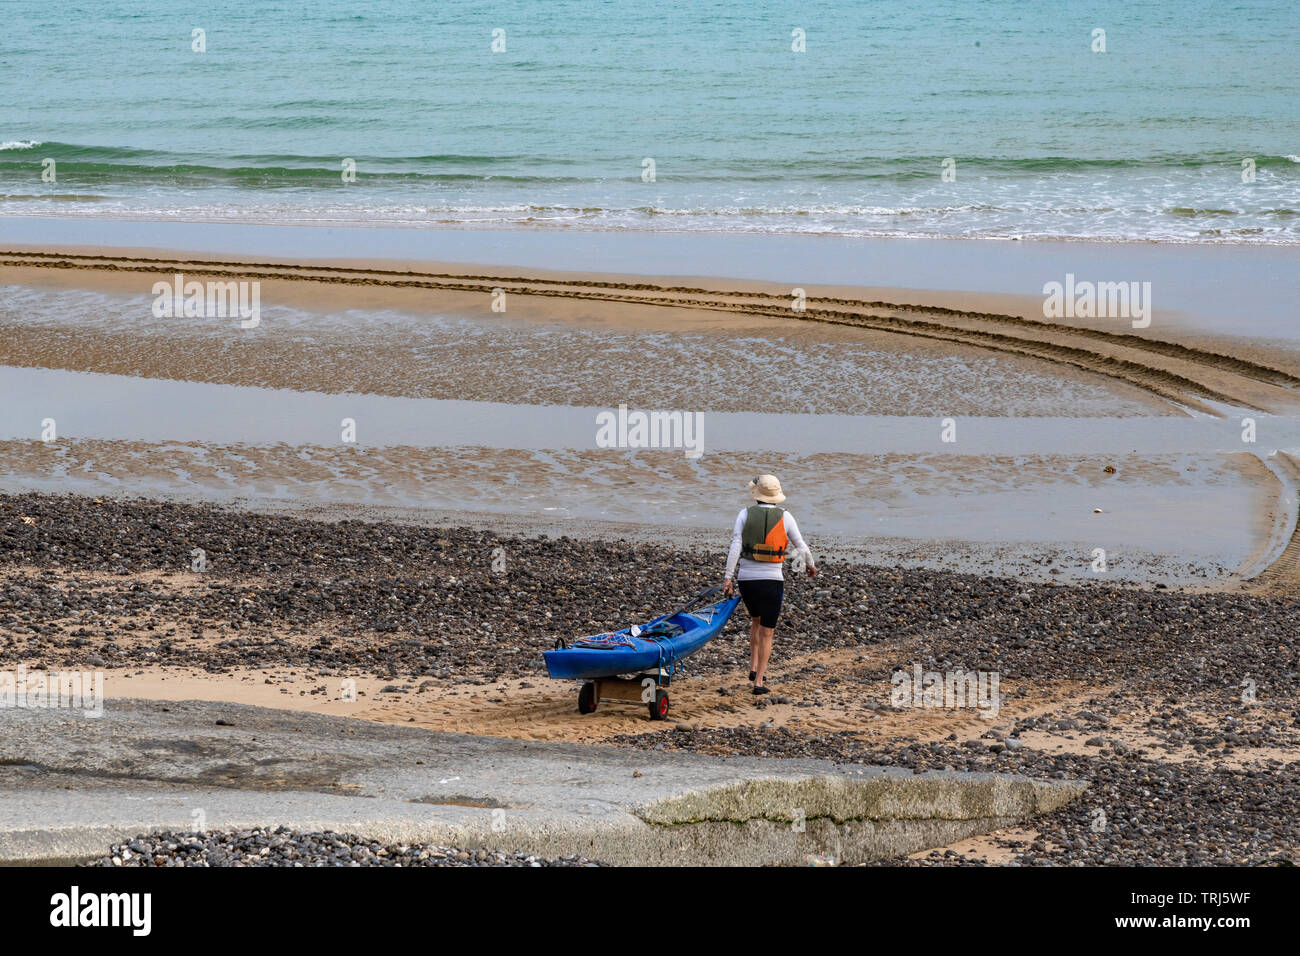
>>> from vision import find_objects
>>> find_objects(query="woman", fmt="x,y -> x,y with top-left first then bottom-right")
722,474 -> 816,694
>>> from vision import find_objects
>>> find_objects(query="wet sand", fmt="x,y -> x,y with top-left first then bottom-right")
2,220 -> 1298,344
5,241 -> 1300,586
0,284 -> 1167,417
0,437 -> 1274,585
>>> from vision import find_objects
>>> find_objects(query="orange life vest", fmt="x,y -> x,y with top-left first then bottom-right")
741,505 -> 788,563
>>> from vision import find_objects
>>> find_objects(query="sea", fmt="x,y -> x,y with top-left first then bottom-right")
1,0 -> 1297,242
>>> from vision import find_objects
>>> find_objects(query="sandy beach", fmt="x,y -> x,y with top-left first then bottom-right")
2,230 -> 1299,865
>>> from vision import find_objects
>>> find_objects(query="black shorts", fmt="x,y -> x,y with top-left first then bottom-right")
738,579 -> 784,628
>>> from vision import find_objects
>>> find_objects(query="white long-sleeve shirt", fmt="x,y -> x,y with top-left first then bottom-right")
725,504 -> 812,582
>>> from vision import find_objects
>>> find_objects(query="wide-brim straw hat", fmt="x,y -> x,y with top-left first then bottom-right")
749,474 -> 786,504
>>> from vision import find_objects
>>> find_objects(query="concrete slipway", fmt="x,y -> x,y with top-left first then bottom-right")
0,700 -> 1085,866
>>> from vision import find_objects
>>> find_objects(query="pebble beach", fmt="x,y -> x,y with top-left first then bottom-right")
3,491 -> 1297,866
88,828 -> 601,868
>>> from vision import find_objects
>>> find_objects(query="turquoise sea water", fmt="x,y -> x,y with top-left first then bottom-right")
1,0 -> 1297,241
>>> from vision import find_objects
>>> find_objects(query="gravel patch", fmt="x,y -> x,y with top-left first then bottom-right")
86,826 -> 603,867
3,492 -> 1299,698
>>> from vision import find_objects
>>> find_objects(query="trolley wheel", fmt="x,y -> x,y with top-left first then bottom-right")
578,681 -> 598,714
649,689 -> 670,721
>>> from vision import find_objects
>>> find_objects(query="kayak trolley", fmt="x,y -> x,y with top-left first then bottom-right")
579,671 -> 674,721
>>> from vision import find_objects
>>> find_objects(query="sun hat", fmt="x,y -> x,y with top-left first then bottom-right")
748,474 -> 786,504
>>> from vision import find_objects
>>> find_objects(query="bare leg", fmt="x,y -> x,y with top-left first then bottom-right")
754,625 -> 775,687
748,616 -> 761,675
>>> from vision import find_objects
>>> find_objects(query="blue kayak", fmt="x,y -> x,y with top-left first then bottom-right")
544,588 -> 741,681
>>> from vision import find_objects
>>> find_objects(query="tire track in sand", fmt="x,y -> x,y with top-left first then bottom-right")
5,250 -> 1300,416
1243,451 -> 1300,596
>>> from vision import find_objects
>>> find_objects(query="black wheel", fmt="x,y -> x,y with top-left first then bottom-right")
578,681 -> 598,714
649,689 -> 669,721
